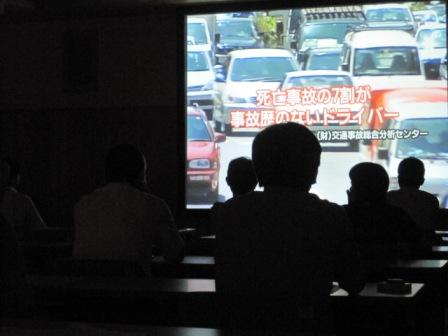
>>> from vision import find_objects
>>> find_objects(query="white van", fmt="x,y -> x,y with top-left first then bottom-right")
186,45 -> 219,120
187,17 -> 213,62
340,29 -> 425,86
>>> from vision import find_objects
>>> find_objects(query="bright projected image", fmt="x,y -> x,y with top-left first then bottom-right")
185,2 -> 448,209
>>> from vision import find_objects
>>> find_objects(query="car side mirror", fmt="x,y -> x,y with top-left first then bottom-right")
378,148 -> 389,160
214,132 -> 226,143
341,63 -> 349,72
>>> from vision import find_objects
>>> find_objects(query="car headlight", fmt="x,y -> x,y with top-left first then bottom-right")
189,159 -> 211,169
201,80 -> 214,91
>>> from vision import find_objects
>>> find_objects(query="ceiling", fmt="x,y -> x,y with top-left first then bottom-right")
1,0 -> 276,18
1,0 -> 397,18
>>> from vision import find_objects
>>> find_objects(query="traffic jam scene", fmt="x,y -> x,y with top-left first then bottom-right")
185,2 -> 447,208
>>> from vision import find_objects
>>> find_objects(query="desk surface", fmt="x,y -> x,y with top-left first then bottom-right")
391,259 -> 448,269
0,320 -> 317,336
30,276 -> 216,293
433,246 -> 448,252
31,275 -> 424,300
153,256 -> 214,265
331,282 -> 424,299
154,256 -> 448,270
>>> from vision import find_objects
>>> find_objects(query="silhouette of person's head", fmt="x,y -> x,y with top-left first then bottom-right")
105,144 -> 147,188
391,55 -> 407,71
361,54 -> 375,70
398,157 -> 425,189
348,162 -> 389,204
1,158 -> 20,188
252,122 -> 321,191
226,157 -> 257,197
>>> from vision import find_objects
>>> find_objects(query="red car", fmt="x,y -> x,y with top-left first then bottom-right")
359,81 -> 447,161
187,107 -> 226,202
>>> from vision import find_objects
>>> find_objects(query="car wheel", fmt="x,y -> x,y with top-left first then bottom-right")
207,187 -> 219,203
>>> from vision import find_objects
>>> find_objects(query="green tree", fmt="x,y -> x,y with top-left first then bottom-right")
254,15 -> 279,48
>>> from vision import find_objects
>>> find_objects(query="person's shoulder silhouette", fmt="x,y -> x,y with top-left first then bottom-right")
0,157 -> 46,240
345,162 -> 421,274
214,123 -> 362,331
73,144 -> 184,273
388,157 -> 439,241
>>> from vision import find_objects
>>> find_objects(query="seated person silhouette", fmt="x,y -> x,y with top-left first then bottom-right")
344,162 -> 421,279
390,54 -> 407,72
210,157 -> 257,233
0,158 -> 47,241
359,54 -> 376,72
73,144 -> 184,276
213,123 -> 363,332
388,157 -> 440,245
0,160 -> 30,316
226,157 -> 257,198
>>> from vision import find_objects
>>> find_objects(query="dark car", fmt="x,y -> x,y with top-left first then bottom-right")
293,8 -> 365,64
215,18 -> 263,64
363,4 -> 417,35
301,47 -> 342,70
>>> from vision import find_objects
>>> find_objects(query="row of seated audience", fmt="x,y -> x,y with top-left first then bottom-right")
0,158 -> 47,241
0,123 -> 442,332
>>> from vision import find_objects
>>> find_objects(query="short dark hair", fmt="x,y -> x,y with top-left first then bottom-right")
252,123 -> 321,189
349,162 -> 389,203
226,157 -> 257,196
398,157 -> 424,188
105,144 -> 146,184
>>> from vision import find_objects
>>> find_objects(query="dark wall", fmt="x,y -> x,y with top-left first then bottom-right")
0,13 -> 182,226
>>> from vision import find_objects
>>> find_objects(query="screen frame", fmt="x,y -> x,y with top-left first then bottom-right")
177,0 -> 434,221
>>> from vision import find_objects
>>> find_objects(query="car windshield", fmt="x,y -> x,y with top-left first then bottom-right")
230,57 -> 298,82
301,23 -> 358,47
217,20 -> 255,39
414,12 -> 437,22
187,22 -> 208,45
417,28 -> 447,49
395,118 -> 448,159
283,75 -> 352,89
431,5 -> 446,18
365,8 -> 412,22
187,51 -> 210,71
187,115 -> 211,141
354,47 -> 420,76
307,52 -> 341,70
